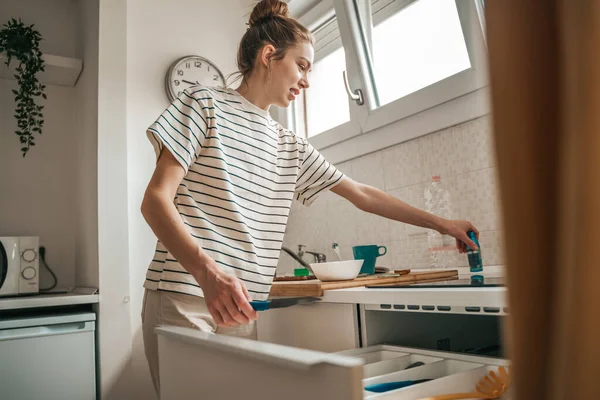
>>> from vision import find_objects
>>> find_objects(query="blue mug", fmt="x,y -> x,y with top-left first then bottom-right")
353,245 -> 387,275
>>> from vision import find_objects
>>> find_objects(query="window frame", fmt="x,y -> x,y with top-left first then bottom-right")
286,0 -> 489,164
293,0 -> 364,144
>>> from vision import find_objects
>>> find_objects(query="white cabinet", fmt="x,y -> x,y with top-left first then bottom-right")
160,272 -> 509,399
157,327 -> 511,400
257,281 -> 507,356
0,312 -> 97,400
157,326 -> 364,400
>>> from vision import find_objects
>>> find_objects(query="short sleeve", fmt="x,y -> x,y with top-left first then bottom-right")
294,141 -> 345,206
146,88 -> 212,174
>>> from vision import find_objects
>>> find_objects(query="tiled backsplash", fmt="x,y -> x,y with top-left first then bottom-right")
279,115 -> 505,274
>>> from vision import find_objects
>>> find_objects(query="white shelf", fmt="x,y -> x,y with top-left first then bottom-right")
321,266 -> 508,316
0,52 -> 83,87
0,292 -> 98,311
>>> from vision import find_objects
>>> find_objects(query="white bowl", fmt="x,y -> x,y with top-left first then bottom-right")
309,260 -> 364,282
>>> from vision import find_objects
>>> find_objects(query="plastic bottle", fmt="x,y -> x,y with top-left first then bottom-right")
424,176 -> 457,268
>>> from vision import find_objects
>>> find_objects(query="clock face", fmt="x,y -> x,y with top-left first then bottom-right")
165,56 -> 226,101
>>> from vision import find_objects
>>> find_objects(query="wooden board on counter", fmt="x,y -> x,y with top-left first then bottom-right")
270,270 -> 458,297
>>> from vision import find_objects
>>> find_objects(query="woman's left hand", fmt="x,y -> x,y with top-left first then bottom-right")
442,220 -> 479,254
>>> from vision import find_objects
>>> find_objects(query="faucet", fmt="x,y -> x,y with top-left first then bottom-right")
295,244 -> 327,263
281,245 -> 313,272
305,251 -> 326,263
280,245 -> 328,275
296,244 -> 326,263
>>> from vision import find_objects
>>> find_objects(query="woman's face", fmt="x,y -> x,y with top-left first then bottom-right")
267,41 -> 313,108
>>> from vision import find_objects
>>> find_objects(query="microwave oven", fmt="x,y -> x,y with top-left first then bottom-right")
0,237 -> 39,297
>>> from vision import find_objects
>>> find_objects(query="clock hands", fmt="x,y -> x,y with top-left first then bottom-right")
182,79 -> 197,85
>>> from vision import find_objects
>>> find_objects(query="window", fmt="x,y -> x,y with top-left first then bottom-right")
371,0 -> 471,106
304,47 -> 349,137
290,0 -> 488,162
293,14 -> 351,139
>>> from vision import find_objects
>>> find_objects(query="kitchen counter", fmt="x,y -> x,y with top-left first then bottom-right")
258,267 -> 507,352
320,266 -> 508,316
322,286 -> 507,315
0,290 -> 99,311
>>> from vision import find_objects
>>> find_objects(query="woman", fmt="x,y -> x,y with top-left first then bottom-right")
140,0 -> 479,394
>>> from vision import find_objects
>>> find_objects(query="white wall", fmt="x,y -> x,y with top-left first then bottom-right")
74,0 -> 99,289
0,0 -> 80,58
125,1 -> 252,398
0,0 -> 83,291
97,0 -> 131,398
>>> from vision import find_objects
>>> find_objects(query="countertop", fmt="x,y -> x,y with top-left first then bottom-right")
320,266 -> 507,315
0,290 -> 99,311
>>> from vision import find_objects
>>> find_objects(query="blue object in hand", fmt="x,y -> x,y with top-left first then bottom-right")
249,301 -> 271,311
466,230 -> 483,273
249,297 -> 320,311
364,379 -> 432,393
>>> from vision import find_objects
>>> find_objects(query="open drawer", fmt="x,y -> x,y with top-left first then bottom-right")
156,326 -> 511,400
336,345 -> 512,399
336,345 -> 443,379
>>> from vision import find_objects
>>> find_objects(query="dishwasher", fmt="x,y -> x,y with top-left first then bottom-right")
0,311 -> 96,400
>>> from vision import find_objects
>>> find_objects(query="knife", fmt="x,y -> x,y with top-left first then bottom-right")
250,297 -> 321,311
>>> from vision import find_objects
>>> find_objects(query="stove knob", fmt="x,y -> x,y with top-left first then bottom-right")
22,267 -> 37,280
22,249 -> 37,262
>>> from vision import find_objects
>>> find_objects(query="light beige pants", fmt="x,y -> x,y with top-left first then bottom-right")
141,289 -> 257,396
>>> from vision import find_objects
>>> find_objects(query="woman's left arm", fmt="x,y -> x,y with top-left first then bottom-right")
330,177 -> 479,253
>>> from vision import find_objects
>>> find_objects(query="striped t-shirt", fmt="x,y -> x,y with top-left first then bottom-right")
144,86 -> 344,301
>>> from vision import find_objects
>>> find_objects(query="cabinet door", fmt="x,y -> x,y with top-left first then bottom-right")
157,326 -> 364,400
0,322 -> 96,400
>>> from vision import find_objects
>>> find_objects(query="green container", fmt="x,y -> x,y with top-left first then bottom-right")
294,268 -> 310,277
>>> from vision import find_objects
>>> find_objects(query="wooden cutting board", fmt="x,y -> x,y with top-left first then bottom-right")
270,270 -> 458,297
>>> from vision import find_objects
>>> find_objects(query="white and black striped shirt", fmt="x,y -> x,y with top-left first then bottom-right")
144,86 -> 344,300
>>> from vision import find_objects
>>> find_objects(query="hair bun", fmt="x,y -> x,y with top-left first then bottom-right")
248,0 -> 290,28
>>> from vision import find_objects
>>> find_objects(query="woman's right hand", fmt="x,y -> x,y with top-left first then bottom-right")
195,259 -> 258,327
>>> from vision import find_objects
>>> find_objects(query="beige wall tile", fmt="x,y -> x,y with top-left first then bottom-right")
350,151 -> 385,190
281,116 -> 506,275
382,139 -> 424,191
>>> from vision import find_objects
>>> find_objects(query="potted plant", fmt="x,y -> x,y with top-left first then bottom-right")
0,18 -> 46,157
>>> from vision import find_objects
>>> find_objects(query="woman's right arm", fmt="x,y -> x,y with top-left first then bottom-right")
141,149 -> 258,326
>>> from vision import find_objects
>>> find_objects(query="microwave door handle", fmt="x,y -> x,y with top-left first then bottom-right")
0,241 -> 7,289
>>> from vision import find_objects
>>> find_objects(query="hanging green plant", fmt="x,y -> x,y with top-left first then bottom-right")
0,18 -> 46,157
